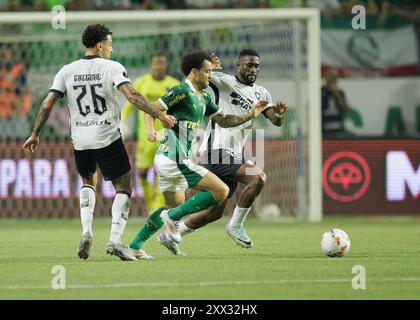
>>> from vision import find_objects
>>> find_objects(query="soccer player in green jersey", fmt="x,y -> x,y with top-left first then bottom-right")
121,54 -> 180,214
128,51 -> 268,258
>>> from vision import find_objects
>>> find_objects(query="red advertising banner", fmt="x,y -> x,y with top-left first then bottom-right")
323,140 -> 420,214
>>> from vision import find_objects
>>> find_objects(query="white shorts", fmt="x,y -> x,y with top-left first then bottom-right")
154,154 -> 209,193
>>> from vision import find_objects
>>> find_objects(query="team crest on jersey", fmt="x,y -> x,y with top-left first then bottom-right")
255,91 -> 261,99
165,90 -> 175,99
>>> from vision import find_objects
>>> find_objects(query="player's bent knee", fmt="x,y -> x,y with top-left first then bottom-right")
261,171 -> 267,183
215,184 -> 229,202
257,173 -> 266,189
249,173 -> 265,190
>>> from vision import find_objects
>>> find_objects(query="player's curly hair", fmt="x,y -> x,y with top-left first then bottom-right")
82,24 -> 112,48
181,50 -> 212,76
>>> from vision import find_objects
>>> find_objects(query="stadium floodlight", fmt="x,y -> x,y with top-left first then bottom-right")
0,8 -> 321,221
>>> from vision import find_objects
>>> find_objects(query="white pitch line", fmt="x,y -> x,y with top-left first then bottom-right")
1,277 -> 420,290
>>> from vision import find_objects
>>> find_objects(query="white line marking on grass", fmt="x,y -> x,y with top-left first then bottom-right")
2,277 -> 420,290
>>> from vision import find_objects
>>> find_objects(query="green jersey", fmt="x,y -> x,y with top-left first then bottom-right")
157,80 -> 221,161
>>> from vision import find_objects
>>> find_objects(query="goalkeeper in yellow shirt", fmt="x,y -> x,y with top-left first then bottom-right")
121,53 -> 179,213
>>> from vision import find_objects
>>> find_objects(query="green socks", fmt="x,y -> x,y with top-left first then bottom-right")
168,191 -> 218,221
129,192 -> 219,250
129,207 -> 164,250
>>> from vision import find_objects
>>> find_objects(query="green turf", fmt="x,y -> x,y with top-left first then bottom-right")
0,216 -> 419,299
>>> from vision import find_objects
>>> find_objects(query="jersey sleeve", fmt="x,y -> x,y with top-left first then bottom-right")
158,85 -> 186,110
209,70 -> 225,87
111,62 -> 131,89
49,66 -> 66,98
203,92 -> 222,118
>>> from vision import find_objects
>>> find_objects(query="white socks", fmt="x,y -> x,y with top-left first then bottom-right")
178,206 -> 251,236
229,205 -> 251,228
80,185 -> 96,236
110,192 -> 131,244
178,221 -> 195,236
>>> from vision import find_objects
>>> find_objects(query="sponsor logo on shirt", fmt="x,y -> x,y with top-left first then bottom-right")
168,93 -> 186,107
165,90 -> 175,99
183,120 -> 201,130
75,119 -> 112,127
230,92 -> 253,112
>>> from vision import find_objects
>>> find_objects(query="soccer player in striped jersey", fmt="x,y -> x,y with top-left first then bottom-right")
22,24 -> 176,261
158,49 -> 287,254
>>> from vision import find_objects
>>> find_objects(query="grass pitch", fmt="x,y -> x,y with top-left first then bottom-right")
0,216 -> 419,300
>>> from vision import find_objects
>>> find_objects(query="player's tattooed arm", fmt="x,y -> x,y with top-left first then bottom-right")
119,83 -> 176,129
32,91 -> 60,136
265,100 -> 287,127
119,83 -> 160,118
212,100 -> 269,128
22,91 -> 61,153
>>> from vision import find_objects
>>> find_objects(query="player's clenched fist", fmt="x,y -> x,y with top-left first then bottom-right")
22,134 -> 40,153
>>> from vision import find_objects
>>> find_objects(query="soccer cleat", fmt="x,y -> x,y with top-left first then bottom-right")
128,246 -> 154,260
225,225 -> 253,249
106,242 -> 137,261
77,232 -> 92,260
159,209 -> 182,244
157,232 -> 185,256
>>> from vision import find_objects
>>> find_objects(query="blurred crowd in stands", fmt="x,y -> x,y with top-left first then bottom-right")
0,1 -> 417,14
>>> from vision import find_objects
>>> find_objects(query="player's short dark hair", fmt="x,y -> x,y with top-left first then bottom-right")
181,50 -> 212,76
82,24 -> 112,48
238,49 -> 260,59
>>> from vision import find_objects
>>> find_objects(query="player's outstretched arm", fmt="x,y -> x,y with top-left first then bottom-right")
210,53 -> 222,70
265,99 -> 287,127
212,100 -> 269,128
119,83 -> 176,129
22,91 -> 61,153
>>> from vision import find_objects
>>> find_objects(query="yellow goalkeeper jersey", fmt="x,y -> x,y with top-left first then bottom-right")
121,73 -> 179,168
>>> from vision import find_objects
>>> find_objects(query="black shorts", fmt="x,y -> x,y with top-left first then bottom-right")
200,149 -> 244,198
74,138 -> 131,181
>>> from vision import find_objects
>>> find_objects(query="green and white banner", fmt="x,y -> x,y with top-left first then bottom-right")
258,77 -> 420,138
321,19 -> 418,76
340,77 -> 420,137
